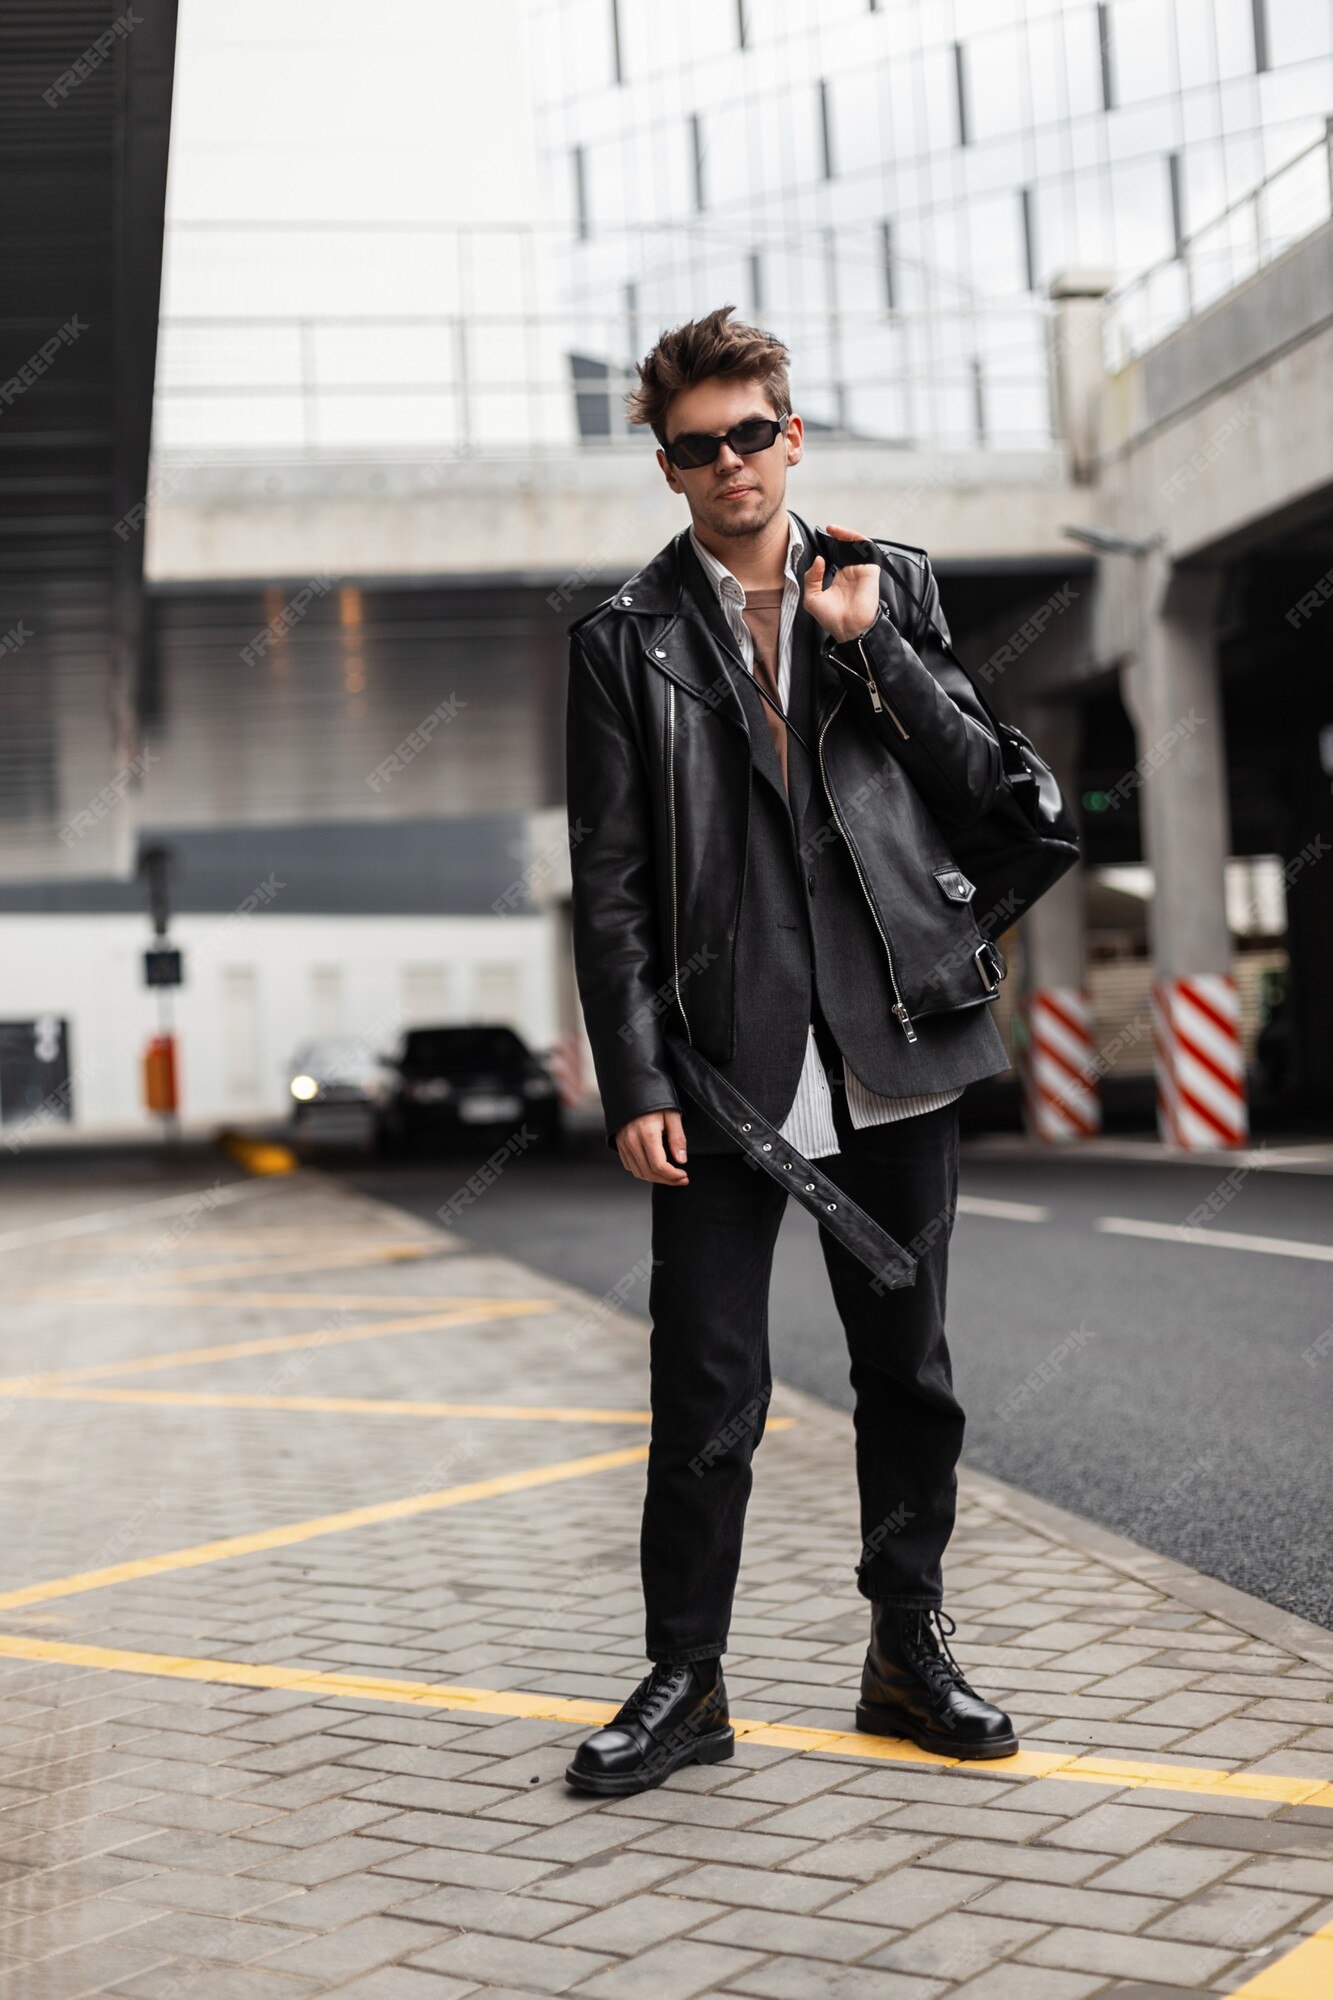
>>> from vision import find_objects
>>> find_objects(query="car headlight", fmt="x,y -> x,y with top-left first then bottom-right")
290,1074 -> 319,1101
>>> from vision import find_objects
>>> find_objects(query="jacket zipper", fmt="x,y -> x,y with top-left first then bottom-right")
818,690 -> 918,1043
666,683 -> 692,1044
854,633 -> 910,739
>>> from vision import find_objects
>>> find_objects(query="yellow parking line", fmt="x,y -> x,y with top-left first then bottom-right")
24,1243 -> 441,1290
5,1384 -> 798,1431
0,1299 -> 554,1394
1229,1923 -> 1333,1998
0,1445 -> 651,1612
9,1385 -> 657,1425
19,1289 -> 540,1314
0,1633 -> 1325,1812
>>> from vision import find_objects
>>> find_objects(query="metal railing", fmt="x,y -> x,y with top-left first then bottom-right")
153,222 -> 1056,456
1103,124 -> 1333,369
151,307 -> 1056,457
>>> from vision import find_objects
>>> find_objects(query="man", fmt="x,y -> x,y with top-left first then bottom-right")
563,306 -> 1017,1797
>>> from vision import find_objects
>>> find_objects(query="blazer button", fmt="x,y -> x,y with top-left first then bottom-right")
807,872 -> 816,892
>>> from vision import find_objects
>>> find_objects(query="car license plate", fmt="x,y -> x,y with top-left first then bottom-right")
457,1093 -> 522,1122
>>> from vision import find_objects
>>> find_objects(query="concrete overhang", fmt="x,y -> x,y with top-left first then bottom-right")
145,443 -> 1080,587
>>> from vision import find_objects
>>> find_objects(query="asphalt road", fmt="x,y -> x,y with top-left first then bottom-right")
334,1123 -> 1333,1631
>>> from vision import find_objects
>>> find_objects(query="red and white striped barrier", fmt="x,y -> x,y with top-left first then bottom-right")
1152,974 -> 1248,1149
548,1029 -> 587,1111
1022,987 -> 1102,1141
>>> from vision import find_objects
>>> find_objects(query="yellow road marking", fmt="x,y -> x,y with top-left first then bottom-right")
8,1385 -> 657,1425
0,1445 -> 651,1612
1229,1923 -> 1333,1998
3,1384 -> 797,1432
26,1243 -> 441,1289
0,1633 -> 1325,1811
217,1136 -> 297,1177
0,1299 -> 553,1394
23,1288 -> 518,1313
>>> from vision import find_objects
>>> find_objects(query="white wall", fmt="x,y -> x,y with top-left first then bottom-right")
0,912 -> 559,1132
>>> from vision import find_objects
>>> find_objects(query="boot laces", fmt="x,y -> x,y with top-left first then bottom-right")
900,1609 -> 971,1696
616,1663 -> 690,1727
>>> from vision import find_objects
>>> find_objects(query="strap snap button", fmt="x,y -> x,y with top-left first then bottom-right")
741,1122 -> 751,1132
761,1142 -> 772,1152
826,1201 -> 837,1212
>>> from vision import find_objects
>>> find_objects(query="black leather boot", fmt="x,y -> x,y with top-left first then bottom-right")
565,1659 -> 734,1796
857,1605 -> 1018,1759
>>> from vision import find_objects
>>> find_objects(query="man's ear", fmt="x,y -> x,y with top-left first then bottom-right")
656,445 -> 684,496
785,413 -> 804,467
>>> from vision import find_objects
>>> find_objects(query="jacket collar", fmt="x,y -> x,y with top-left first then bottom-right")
621,510 -> 836,718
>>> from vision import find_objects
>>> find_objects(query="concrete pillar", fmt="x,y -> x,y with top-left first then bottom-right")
1047,269 -> 1116,483
1120,553 -> 1248,1148
1015,699 -> 1101,1140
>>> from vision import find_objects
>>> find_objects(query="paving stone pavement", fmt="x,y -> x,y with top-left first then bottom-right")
0,1158 -> 1329,1999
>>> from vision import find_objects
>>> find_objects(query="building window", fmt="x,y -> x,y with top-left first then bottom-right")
572,145 -> 588,240
818,78 -> 834,178
690,111 -> 706,211
625,281 -> 639,370
880,218 -> 896,312
1020,186 -> 1037,292
610,0 -> 624,84
953,41 -> 969,147
1097,3 -> 1115,111
1251,0 -> 1269,72
748,250 -> 763,315
1167,150 -> 1185,257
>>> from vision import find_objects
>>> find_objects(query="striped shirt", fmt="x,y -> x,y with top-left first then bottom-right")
688,519 -> 963,1158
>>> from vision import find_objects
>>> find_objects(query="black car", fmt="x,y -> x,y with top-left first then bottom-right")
381,1024 -> 563,1154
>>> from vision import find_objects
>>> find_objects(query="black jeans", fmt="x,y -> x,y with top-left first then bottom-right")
641,1038 -> 964,1665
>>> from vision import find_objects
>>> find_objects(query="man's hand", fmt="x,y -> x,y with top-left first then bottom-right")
802,521 -> 883,645
615,1107 -> 689,1185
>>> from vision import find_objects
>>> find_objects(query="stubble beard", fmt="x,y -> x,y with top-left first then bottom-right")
701,483 -> 784,541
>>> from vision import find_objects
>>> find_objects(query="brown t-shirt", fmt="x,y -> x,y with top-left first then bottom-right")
739,586 -> 788,794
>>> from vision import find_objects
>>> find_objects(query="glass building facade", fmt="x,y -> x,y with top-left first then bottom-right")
526,0 -> 1333,447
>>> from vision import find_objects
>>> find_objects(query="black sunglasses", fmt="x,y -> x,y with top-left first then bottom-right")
663,413 -> 790,470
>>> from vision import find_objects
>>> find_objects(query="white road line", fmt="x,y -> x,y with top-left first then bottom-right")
0,1178 -> 284,1254
1097,1216 -> 1333,1263
956,1195 -> 1051,1223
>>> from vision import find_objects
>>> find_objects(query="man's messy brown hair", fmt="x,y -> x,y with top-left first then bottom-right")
625,305 -> 791,447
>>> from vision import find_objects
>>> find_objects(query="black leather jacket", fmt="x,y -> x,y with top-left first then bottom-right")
565,514 -> 1006,1142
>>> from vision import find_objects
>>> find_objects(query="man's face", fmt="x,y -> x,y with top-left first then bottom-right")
657,378 -> 804,540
